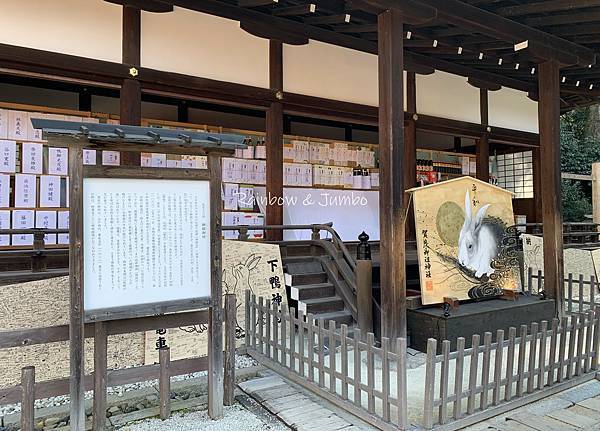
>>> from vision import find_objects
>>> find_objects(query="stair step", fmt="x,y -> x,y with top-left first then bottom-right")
300,296 -> 344,313
312,310 -> 354,326
290,272 -> 328,285
290,282 -> 335,301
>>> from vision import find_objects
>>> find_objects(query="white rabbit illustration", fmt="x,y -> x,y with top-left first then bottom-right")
457,190 -> 499,278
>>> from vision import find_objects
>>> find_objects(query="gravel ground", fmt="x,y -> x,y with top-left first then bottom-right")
0,354 -> 258,417
116,404 -> 289,431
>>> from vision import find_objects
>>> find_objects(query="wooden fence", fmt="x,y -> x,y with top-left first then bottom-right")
423,309 -> 600,430
244,291 -> 408,431
526,269 -> 599,314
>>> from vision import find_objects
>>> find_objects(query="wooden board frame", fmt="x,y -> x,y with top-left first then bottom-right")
44,134 -> 230,428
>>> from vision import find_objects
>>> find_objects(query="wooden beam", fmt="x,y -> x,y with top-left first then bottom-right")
538,59 -> 564,318
238,0 -> 278,7
496,0 -> 600,17
266,40 -> 284,241
378,8 -> 405,339
524,9 -> 600,27
476,134 -> 490,182
304,13 -> 352,25
272,3 -> 316,16
533,147 -> 542,222
240,21 -> 309,45
480,88 -> 489,126
404,72 -> 417,242
105,0 -> 173,12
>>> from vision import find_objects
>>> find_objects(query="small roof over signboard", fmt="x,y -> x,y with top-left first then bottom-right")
406,176 -> 515,197
30,118 -> 247,151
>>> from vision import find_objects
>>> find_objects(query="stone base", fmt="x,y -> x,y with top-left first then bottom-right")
407,295 -> 556,353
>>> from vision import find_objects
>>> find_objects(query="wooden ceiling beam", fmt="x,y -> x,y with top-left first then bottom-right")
408,0 -> 597,66
238,0 -> 278,7
304,13 -> 352,25
547,23 -> 600,37
495,0 -> 600,17
240,21 -> 309,45
104,0 -> 173,12
272,4 -> 317,17
333,23 -> 378,33
524,10 -> 600,27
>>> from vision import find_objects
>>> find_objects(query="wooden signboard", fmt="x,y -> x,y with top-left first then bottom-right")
408,177 -> 520,305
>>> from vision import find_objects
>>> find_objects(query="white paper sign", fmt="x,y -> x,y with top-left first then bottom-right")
102,151 -> 120,166
0,210 -> 9,245
12,209 -> 34,245
40,175 -> 61,208
48,147 -> 68,175
83,149 -> 97,165
0,110 -> 8,139
27,113 -> 44,141
58,210 -> 69,245
15,174 -> 36,208
0,140 -> 16,173
8,111 -> 28,141
21,142 -> 43,174
83,178 -> 211,314
151,153 -> 167,168
0,174 -> 9,208
36,210 -> 57,245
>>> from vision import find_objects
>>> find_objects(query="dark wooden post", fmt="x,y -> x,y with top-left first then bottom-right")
224,293 -> 236,406
533,147 -> 543,222
476,89 -> 490,182
31,231 -> 47,272
266,40 -> 284,241
21,366 -> 35,431
378,9 -> 406,339
208,153 -> 224,419
69,140 -> 86,429
404,71 -> 417,241
538,60 -> 564,318
120,5 -> 141,166
93,322 -> 107,431
159,347 -> 171,420
356,232 -> 373,336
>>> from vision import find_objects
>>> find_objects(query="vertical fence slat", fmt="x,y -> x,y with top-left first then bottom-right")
20,366 -> 35,431
367,332 -> 375,414
527,322 -> 538,393
527,267 -> 533,294
558,317 -> 568,383
439,340 -> 450,425
224,294 -> 236,406
289,307 -> 296,372
579,274 -> 585,313
159,347 -> 171,420
590,276 -> 596,311
298,309 -> 305,377
537,269 -> 543,295
329,320 -> 337,393
576,312 -> 585,376
548,319 -> 559,386
423,338 -> 437,430
493,330 -> 504,405
280,306 -> 287,367
251,294 -> 257,351
354,328 -> 362,408
341,324 -> 349,400
266,300 -> 272,358
307,313 -> 315,383
568,274 -> 573,314
318,319 -> 326,388
480,332 -> 492,410
516,325 -> 527,397
505,327 -> 516,401
272,301 -> 278,363
567,315 -> 578,380
258,296 -> 264,355
585,311 -> 593,373
453,337 -> 465,420
538,321 -> 547,390
397,337 -> 408,430
245,290 -> 251,349
467,334 -> 480,415
593,309 -> 600,371
382,337 -> 390,422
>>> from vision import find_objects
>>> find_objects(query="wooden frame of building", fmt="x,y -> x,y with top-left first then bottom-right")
1,0 -> 598,340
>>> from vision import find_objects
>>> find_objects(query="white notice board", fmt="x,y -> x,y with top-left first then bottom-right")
83,178 -> 211,315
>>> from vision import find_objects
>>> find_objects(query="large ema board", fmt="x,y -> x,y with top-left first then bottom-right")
408,177 -> 521,305
83,178 -> 211,316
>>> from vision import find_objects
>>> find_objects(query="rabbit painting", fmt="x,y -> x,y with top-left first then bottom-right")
458,190 -> 505,279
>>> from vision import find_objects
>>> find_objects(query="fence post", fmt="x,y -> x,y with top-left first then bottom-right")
21,366 -> 35,431
159,347 -> 171,420
245,290 -> 251,349
93,321 -> 107,431
423,338 -> 437,429
397,338 -> 407,430
224,293 -> 236,406
593,308 -> 600,371
31,231 -> 47,273
356,232 -> 373,337
311,226 -> 320,240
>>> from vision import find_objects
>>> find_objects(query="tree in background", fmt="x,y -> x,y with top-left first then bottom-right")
560,107 -> 600,221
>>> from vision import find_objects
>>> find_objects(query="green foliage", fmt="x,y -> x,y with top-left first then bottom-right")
561,108 -> 600,175
562,179 -> 592,222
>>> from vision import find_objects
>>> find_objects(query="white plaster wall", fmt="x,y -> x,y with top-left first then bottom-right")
416,71 -> 480,123
141,7 -> 269,88
283,40 -> 404,107
0,0 -> 122,63
489,87 -> 539,133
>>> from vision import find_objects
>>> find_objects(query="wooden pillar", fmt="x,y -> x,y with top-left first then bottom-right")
476,89 -> 490,182
533,147 -> 543,222
266,40 -> 284,240
378,9 -> 405,339
79,88 -> 92,112
593,163 -> 600,226
177,101 -> 189,123
404,71 -> 417,241
538,59 -> 564,318
121,6 -> 141,165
